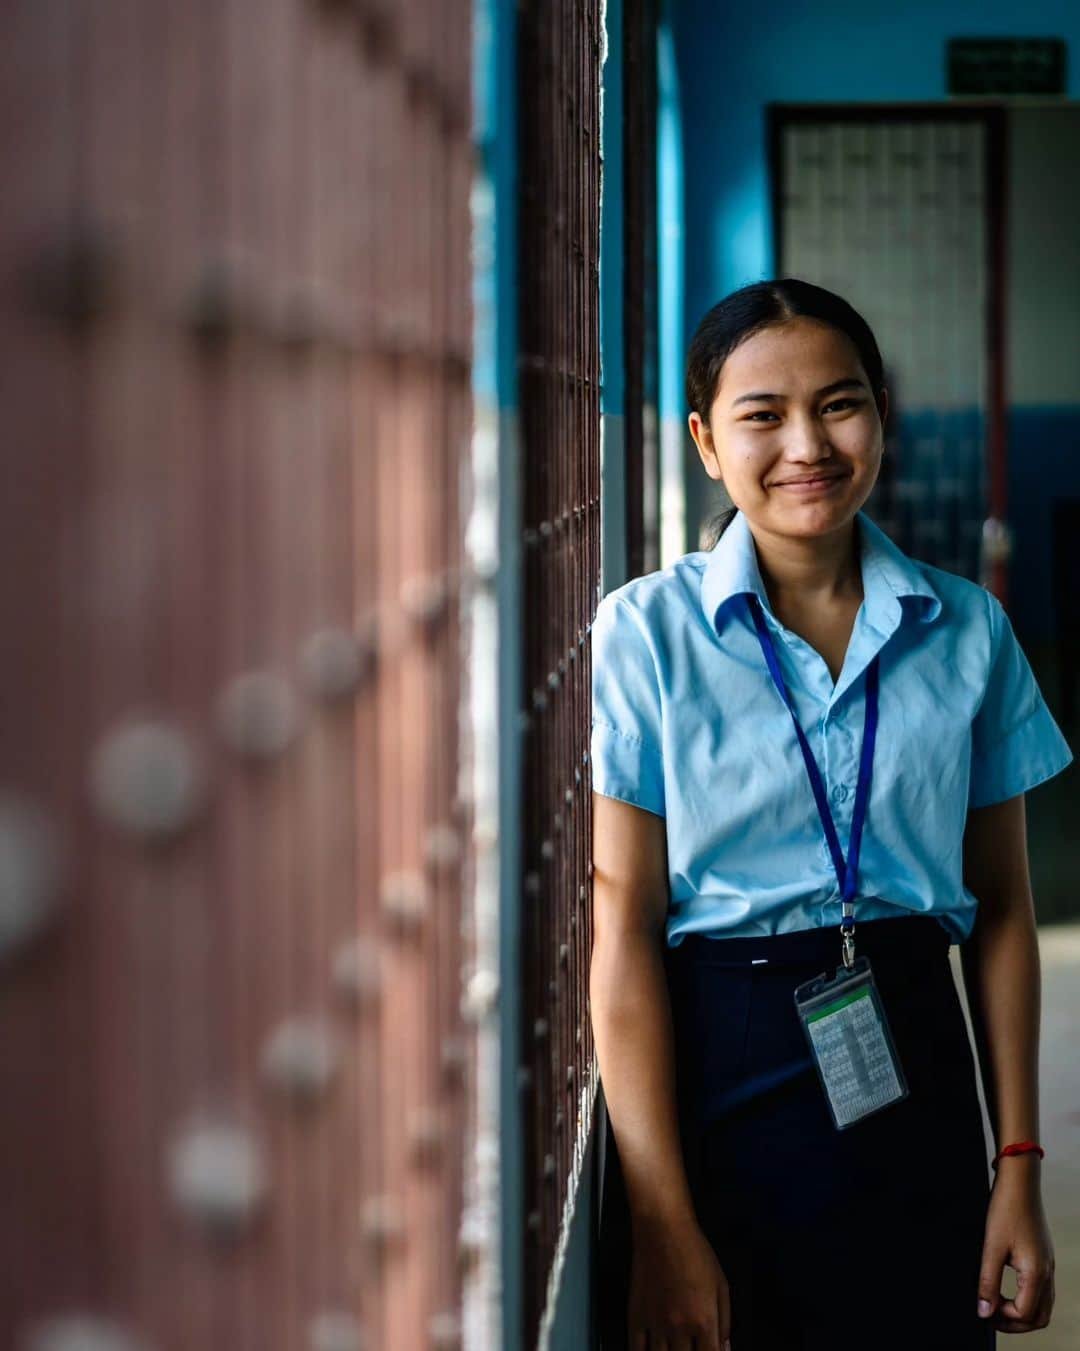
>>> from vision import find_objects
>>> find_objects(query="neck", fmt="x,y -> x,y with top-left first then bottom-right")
748,515 -> 863,607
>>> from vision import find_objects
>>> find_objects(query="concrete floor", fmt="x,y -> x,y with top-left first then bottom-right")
950,923 -> 1080,1348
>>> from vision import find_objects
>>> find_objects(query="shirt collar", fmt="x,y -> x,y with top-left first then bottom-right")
701,507 -> 942,635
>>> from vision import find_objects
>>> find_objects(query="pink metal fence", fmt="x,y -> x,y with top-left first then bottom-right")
0,2 -> 474,1346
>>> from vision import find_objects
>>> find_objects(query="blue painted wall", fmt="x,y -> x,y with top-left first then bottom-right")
671,0 -> 1080,332
670,1 -> 1080,639
473,2 -> 526,1346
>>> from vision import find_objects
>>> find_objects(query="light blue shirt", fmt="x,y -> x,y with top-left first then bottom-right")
590,508 -> 1074,947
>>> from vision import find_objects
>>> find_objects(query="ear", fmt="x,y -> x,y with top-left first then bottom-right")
876,386 -> 889,431
688,411 -> 723,483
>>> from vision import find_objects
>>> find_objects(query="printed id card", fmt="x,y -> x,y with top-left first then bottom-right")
793,956 -> 908,1130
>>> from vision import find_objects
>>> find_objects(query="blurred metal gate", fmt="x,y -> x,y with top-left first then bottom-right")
516,0 -> 604,1343
0,2 -> 475,1347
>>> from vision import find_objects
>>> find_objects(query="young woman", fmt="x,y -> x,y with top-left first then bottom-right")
590,279 -> 1073,1350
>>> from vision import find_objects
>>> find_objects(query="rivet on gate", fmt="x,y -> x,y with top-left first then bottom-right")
428,1312 -> 462,1351
566,1064 -> 575,1088
524,872 -> 541,897
527,1210 -> 540,1232
360,1194 -> 406,1258
407,1106 -> 445,1169
540,839 -> 554,861
24,219 -> 117,328
424,823 -> 461,871
534,1018 -> 548,1042
307,1310 -> 367,1351
462,968 -> 499,1022
559,943 -> 568,966
299,627 -> 372,702
166,1113 -> 269,1237
457,1208 -> 488,1273
400,574 -> 448,632
184,250 -> 259,340
440,1036 -> 468,1085
0,791 -> 66,964
543,1154 -> 556,1180
380,870 -> 428,936
18,1314 -> 149,1351
216,671 -> 300,760
89,718 -> 206,840
332,937 -> 382,1007
260,1017 -> 340,1104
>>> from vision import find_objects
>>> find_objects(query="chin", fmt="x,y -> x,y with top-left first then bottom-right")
769,498 -> 859,538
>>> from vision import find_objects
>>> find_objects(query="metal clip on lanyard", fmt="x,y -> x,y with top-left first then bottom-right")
746,595 -> 880,970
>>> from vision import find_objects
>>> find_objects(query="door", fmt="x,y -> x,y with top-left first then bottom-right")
769,105 -> 1008,597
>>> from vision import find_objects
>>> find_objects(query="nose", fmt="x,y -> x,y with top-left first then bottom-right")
783,409 -> 833,464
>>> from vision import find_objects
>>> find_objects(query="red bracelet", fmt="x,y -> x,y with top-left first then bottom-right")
991,1140 -> 1045,1169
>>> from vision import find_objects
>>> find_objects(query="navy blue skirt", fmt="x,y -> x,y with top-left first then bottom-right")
596,914 -> 995,1349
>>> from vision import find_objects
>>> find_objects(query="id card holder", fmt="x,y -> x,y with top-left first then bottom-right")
793,955 -> 908,1130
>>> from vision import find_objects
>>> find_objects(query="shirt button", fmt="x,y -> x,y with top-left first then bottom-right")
831,784 -> 849,804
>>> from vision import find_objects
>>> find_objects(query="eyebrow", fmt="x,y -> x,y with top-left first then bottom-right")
731,377 -> 867,408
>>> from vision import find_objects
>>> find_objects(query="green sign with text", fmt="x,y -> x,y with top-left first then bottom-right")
947,38 -> 1066,95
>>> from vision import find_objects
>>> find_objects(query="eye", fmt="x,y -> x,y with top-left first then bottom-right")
823,398 -> 862,413
743,410 -> 779,423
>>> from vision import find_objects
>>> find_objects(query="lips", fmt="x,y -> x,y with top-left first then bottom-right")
773,471 -> 850,488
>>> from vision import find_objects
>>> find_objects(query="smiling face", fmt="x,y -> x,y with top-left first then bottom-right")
688,316 -> 888,542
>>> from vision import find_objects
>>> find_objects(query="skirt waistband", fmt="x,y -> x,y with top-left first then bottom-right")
666,913 -> 951,969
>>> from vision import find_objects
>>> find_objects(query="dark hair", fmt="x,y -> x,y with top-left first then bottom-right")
688,278 -> 886,549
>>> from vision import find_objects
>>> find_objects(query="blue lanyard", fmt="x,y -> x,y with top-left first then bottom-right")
746,595 -> 879,941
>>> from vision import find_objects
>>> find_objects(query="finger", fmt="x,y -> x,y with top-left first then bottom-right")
1009,1259 -> 1050,1323
992,1296 -> 1044,1332
992,1309 -> 1045,1333
717,1289 -> 732,1348
976,1242 -> 1007,1320
694,1310 -> 721,1351
994,1270 -> 1055,1334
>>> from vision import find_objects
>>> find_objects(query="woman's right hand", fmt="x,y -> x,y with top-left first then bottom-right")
627,1212 -> 732,1351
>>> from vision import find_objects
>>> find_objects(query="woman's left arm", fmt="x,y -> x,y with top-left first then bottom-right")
960,791 -> 1055,1334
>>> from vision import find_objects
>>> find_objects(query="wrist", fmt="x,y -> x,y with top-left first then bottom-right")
992,1138 -> 1044,1168
629,1194 -> 700,1243
991,1151 -> 1043,1196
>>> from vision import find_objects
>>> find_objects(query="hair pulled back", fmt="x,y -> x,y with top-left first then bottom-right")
687,278 -> 886,548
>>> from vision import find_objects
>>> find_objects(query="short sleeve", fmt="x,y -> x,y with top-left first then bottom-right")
967,591 -> 1074,809
590,593 -> 666,817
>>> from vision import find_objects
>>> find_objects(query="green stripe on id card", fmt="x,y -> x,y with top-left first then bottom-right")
794,956 -> 908,1130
